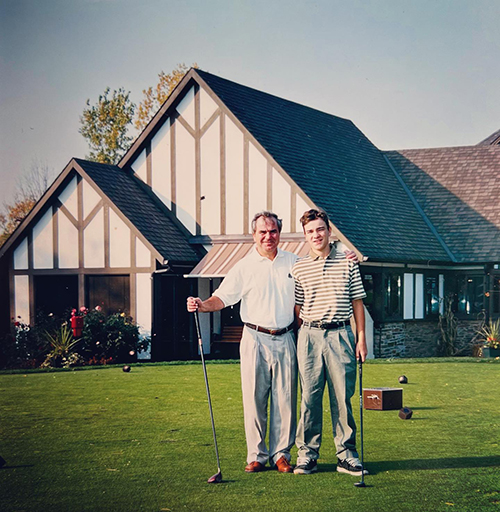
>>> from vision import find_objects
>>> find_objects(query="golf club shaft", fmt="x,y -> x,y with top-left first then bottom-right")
358,358 -> 364,483
194,311 -> 221,472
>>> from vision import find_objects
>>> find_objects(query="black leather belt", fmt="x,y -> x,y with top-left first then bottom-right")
302,320 -> 350,330
244,322 -> 294,336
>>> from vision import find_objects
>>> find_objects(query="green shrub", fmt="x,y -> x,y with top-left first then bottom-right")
0,312 -> 65,369
79,308 -> 149,364
1,307 -> 149,369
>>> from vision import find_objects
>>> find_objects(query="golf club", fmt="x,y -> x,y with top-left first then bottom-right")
354,358 -> 367,488
194,310 -> 223,484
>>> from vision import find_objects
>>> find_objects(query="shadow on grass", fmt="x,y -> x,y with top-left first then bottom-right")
407,406 -> 437,410
371,456 -> 500,473
0,464 -> 34,469
319,456 -> 500,474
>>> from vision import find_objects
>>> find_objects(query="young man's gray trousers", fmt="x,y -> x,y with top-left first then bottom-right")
240,326 -> 297,465
296,324 -> 358,463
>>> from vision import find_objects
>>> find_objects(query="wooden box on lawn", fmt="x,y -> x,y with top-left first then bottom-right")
363,387 -> 403,410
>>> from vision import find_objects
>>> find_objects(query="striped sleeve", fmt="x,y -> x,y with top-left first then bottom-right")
291,264 -> 305,306
349,262 -> 367,301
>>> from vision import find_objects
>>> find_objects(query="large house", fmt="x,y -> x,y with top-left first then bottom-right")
1,69 -> 499,360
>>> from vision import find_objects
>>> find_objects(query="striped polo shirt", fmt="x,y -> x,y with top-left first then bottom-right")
292,244 -> 366,322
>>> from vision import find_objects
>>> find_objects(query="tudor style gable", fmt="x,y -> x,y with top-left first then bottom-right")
120,69 -> 314,238
0,158 -> 198,343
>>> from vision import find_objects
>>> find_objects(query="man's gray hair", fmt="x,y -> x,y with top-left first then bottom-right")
251,211 -> 283,233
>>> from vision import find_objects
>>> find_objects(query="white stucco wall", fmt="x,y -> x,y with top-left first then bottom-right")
33,209 -> 53,269
58,212 -> 79,268
109,209 -> 131,268
84,208 -> 104,268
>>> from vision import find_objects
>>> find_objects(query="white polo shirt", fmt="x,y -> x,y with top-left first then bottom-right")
213,247 -> 297,329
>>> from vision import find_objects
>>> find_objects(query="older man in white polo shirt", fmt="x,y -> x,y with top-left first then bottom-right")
187,211 -> 297,473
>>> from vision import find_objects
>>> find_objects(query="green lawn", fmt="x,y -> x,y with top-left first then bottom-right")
1,359 -> 499,512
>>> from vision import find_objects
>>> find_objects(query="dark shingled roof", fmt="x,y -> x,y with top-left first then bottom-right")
478,129 -> 500,146
196,69 -> 450,262
75,159 -> 201,263
385,147 -> 500,263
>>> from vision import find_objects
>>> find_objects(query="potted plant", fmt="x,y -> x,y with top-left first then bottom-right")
478,319 -> 500,358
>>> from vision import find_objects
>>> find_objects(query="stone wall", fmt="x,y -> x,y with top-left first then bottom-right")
455,320 -> 483,355
376,322 -> 406,358
375,318 -> 482,358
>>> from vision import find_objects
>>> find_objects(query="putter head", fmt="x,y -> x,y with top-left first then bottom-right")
207,471 -> 222,484
354,481 -> 366,487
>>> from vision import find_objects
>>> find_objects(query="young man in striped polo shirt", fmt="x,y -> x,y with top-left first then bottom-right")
292,209 -> 368,476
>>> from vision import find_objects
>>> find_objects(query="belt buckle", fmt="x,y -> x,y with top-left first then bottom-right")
269,328 -> 279,336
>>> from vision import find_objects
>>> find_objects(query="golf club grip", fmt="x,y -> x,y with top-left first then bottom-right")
194,310 -> 203,346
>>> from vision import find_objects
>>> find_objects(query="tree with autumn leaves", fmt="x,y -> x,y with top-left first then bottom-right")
0,64 -> 196,247
80,63 -> 196,164
0,161 -> 52,247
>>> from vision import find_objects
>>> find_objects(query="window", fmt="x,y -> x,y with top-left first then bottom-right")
34,275 -> 78,317
384,272 -> 402,319
456,275 -> 484,316
404,272 -> 443,320
361,272 -> 383,320
362,270 -> 444,322
425,276 -> 440,316
87,275 -> 130,315
492,276 -> 500,316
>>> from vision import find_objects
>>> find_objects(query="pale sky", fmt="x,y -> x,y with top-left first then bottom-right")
1,0 -> 499,207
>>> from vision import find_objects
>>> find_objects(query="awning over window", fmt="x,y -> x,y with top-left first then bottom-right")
186,241 -> 310,278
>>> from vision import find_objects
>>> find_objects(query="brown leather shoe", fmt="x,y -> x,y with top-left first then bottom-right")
275,456 -> 293,473
245,461 -> 265,473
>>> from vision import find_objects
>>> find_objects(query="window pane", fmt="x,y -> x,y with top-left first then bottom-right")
403,273 -> 414,319
457,275 -> 484,316
493,277 -> 500,315
415,274 -> 424,319
425,276 -> 439,316
87,275 -> 130,315
470,276 -> 484,315
361,272 -> 383,320
457,276 -> 467,314
384,273 -> 401,318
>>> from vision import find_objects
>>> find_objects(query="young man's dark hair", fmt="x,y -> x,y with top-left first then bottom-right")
299,209 -> 330,230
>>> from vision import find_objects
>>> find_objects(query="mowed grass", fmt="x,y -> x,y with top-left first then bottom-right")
1,359 -> 499,512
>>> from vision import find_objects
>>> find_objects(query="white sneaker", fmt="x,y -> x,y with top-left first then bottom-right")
337,457 -> 369,476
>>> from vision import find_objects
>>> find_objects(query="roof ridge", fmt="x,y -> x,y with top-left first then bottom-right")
386,144 -> 500,153
382,154 -> 457,263
196,69 -> 352,124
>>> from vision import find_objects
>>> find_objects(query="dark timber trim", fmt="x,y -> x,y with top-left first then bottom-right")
103,205 -> 110,268
57,202 -> 78,228
200,108 -> 221,137
170,116 -> 177,215
195,84 -> 201,235
220,113 -> 226,234
267,162 -> 272,210
243,136 -> 249,234
291,191 -> 297,233
146,142 -> 152,186
52,205 -> 59,269
83,200 -> 104,229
